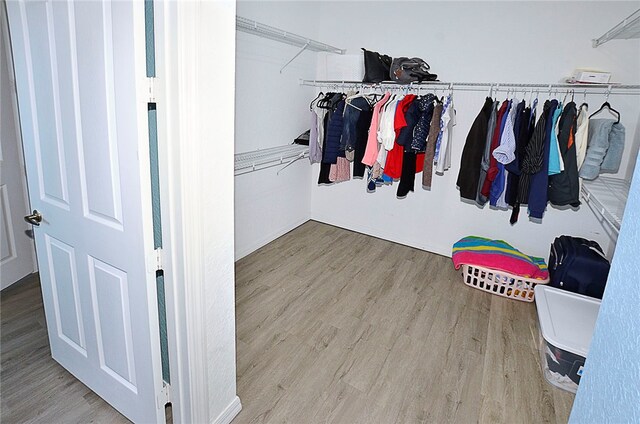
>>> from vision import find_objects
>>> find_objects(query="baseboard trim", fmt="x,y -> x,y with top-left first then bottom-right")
235,217 -> 310,260
309,216 -> 452,258
211,396 -> 242,424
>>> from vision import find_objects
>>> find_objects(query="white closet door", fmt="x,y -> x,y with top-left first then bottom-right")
6,1 -> 165,422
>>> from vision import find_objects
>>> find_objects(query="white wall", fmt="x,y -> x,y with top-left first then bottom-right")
235,162 -> 311,259
569,154 -> 640,423
308,1 -> 640,260
234,1 -> 323,259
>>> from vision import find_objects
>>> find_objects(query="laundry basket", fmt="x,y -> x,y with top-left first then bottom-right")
461,264 -> 549,302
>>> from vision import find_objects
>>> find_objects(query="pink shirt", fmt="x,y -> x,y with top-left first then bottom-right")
361,93 -> 391,167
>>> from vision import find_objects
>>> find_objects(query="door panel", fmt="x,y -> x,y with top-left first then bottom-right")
89,256 -> 137,389
44,234 -> 86,354
6,1 -> 164,422
74,1 -> 124,226
24,1 -> 70,209
0,2 -> 36,289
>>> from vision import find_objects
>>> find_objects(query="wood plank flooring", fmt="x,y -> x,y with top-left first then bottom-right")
234,220 -> 575,424
1,221 -> 574,423
1,273 -> 130,424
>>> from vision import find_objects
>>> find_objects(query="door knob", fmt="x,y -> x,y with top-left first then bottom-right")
24,210 -> 43,226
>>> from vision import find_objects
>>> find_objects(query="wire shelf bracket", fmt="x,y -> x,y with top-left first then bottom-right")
236,16 -> 346,72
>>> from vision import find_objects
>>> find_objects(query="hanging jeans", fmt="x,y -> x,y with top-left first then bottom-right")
341,97 -> 372,153
579,119 -> 625,180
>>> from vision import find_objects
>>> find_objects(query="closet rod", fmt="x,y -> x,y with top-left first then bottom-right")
300,80 -> 640,94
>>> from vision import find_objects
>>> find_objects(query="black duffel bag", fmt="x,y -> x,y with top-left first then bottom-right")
548,235 -> 610,299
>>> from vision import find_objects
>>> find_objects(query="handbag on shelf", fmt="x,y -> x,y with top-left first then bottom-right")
390,57 -> 438,83
361,48 -> 392,83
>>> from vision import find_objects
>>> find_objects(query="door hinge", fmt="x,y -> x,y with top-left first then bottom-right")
155,248 -> 163,270
157,383 -> 171,408
148,77 -> 156,103
148,248 -> 163,271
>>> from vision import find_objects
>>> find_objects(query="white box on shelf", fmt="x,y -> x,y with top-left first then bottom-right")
534,285 -> 601,393
572,69 -> 612,84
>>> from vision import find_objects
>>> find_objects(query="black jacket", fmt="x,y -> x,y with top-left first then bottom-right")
548,102 -> 580,207
457,97 -> 494,200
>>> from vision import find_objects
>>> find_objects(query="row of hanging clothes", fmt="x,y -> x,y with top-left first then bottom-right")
457,88 -> 625,224
309,88 -> 456,198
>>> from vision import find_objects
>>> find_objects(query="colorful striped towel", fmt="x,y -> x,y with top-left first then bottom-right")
452,236 -> 549,280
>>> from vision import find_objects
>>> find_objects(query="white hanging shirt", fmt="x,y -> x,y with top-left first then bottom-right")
575,104 -> 589,170
435,95 -> 456,174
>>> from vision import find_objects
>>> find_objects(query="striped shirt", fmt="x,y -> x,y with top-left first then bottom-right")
517,100 -> 550,204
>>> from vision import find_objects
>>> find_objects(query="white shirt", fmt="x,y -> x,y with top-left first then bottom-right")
575,104 -> 589,170
435,96 -> 456,174
376,96 -> 401,167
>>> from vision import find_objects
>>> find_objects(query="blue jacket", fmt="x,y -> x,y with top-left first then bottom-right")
528,100 -> 558,219
323,100 -> 345,164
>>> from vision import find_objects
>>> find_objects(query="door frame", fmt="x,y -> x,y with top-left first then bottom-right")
153,2 -> 208,422
154,1 -> 240,423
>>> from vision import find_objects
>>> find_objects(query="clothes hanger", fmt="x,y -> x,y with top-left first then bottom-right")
310,91 -> 323,111
316,92 -> 333,109
589,101 -> 620,123
579,89 -> 588,110
589,86 -> 620,123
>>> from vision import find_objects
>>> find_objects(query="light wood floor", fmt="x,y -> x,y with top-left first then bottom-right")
234,220 -> 575,424
1,273 -> 130,424
1,221 -> 574,423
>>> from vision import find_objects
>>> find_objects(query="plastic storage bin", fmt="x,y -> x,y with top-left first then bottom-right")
534,285 -> 601,393
461,264 -> 549,302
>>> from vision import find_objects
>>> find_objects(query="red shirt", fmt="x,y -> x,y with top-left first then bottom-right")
385,95 -> 416,179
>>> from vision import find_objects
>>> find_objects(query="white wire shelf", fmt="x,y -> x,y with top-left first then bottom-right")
236,16 -> 345,54
593,8 -> 640,47
235,144 -> 309,176
236,16 -> 345,72
581,176 -> 630,234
